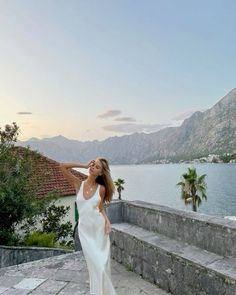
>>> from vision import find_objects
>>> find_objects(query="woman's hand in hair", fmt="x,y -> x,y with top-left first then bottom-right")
85,159 -> 95,169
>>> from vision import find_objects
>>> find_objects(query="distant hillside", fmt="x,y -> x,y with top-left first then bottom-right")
16,89 -> 236,164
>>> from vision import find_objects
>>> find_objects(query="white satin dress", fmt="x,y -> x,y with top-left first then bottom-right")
76,181 -> 117,295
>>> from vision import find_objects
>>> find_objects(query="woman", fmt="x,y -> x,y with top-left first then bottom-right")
59,158 -> 117,295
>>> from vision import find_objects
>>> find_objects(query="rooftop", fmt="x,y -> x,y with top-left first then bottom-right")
14,146 -> 87,197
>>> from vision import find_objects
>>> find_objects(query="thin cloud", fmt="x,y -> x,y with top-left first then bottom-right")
103,123 -> 170,134
97,110 -> 121,119
114,117 -> 136,122
17,112 -> 32,115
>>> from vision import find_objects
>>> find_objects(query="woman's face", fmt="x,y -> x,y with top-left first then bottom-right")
89,159 -> 103,177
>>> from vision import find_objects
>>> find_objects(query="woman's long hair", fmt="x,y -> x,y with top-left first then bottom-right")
95,157 -> 115,204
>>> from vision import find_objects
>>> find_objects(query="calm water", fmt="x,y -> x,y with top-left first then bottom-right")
110,163 -> 236,218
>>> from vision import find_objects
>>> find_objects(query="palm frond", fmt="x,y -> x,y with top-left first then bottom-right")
177,167 -> 207,211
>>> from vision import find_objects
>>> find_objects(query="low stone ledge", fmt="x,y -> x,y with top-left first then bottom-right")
0,245 -> 73,268
104,199 -> 124,224
110,222 -> 236,295
122,200 -> 236,258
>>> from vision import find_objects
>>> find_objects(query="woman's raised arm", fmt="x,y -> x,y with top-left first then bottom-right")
59,161 -> 94,189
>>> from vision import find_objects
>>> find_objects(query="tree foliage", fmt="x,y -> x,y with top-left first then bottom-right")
114,178 -> 125,200
0,123 -> 56,245
177,167 -> 207,212
40,203 -> 73,242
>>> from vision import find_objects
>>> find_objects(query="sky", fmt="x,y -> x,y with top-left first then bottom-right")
0,0 -> 236,142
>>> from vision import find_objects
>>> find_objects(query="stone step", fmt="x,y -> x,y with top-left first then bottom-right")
121,200 -> 236,259
110,222 -> 236,295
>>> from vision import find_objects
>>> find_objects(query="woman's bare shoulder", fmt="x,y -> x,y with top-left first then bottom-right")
75,181 -> 83,195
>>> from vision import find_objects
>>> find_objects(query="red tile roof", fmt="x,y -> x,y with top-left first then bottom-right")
14,146 -> 88,197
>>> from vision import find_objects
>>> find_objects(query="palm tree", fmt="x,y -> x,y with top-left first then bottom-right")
177,167 -> 207,212
114,178 -> 125,200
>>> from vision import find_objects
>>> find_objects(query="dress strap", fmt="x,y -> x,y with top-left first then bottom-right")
77,181 -> 83,196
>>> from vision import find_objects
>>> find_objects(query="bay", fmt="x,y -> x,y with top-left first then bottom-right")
110,163 -> 236,218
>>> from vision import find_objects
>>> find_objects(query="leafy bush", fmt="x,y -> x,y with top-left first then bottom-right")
0,122 -> 56,245
24,231 -> 57,248
40,203 -> 73,242
0,123 -> 74,248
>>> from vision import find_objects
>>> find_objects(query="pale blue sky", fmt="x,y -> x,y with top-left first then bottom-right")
0,0 -> 235,141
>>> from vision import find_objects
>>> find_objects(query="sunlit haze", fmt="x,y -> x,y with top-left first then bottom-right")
1,0 -> 235,141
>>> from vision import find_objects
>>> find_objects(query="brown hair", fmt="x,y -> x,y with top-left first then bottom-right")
95,157 -> 115,203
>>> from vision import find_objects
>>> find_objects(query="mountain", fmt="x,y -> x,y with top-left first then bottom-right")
142,88 -> 236,162
16,89 -> 236,164
162,88 -> 236,159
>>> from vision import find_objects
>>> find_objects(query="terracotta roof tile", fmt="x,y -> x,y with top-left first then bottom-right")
13,146 -> 87,197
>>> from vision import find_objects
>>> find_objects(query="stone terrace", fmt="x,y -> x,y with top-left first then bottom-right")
0,251 -> 170,295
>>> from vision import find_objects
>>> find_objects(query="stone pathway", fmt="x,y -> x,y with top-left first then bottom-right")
0,251 -> 171,294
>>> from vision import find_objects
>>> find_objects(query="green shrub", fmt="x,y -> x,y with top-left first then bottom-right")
24,231 -> 56,248
40,203 -> 73,242
0,122 -> 56,245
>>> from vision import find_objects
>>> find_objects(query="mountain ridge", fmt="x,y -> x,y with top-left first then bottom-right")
16,89 -> 236,164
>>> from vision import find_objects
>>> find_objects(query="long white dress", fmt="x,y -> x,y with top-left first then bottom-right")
76,181 -> 117,295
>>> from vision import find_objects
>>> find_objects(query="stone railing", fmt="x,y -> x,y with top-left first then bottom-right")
0,245 -> 73,268
116,200 -> 236,258
74,199 -> 236,295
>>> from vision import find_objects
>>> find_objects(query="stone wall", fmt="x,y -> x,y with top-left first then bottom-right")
0,245 -> 73,268
107,200 -> 236,258
74,199 -> 236,258
110,223 -> 236,295
106,200 -> 236,294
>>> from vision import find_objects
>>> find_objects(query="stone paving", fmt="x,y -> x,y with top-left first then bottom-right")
0,251 -> 171,295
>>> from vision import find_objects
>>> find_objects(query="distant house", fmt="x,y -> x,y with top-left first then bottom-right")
14,146 -> 87,228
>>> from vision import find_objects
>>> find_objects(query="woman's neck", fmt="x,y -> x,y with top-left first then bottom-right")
86,175 -> 97,185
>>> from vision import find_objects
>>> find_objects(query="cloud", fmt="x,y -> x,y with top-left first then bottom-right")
114,117 -> 136,122
17,112 -> 32,115
97,110 -> 121,119
103,123 -> 170,134
100,108 -> 209,135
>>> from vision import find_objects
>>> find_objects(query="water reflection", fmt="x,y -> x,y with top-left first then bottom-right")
110,163 -> 236,218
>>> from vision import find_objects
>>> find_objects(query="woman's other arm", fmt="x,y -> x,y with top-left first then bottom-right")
99,185 -> 112,234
